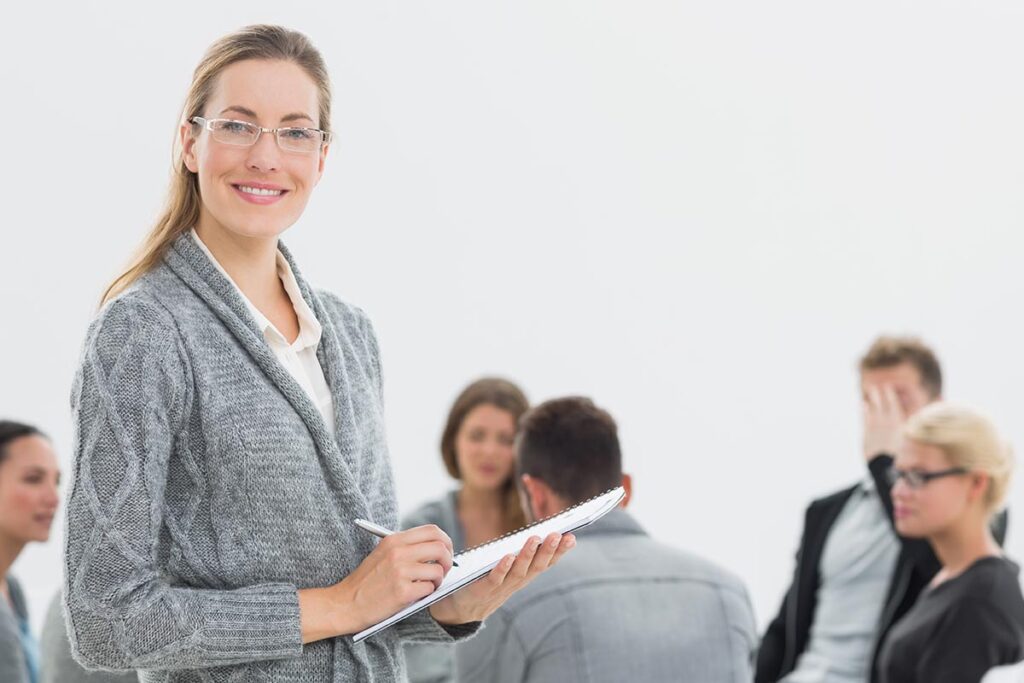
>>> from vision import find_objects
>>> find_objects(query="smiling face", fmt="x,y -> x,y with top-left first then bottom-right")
454,404 -> 518,492
0,435 -> 60,545
182,58 -> 328,243
892,438 -> 979,538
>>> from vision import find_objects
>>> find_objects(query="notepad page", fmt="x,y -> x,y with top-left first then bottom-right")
352,486 -> 625,643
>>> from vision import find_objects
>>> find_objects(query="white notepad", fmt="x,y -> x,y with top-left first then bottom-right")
353,486 -> 626,643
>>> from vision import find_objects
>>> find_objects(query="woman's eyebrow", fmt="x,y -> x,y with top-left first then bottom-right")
220,105 -> 258,118
219,105 -> 314,124
280,112 -> 315,124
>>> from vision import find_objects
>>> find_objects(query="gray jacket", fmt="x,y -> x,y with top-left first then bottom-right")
455,508 -> 757,683
65,234 -> 475,683
401,492 -> 465,683
0,576 -> 31,683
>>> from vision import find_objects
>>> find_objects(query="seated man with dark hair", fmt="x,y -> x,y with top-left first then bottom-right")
455,397 -> 756,683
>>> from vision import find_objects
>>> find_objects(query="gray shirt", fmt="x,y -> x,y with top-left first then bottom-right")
784,479 -> 900,683
0,576 -> 31,683
455,508 -> 757,683
65,234 -> 476,683
401,491 -> 465,683
40,591 -> 137,683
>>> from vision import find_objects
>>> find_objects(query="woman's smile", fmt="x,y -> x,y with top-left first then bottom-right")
231,181 -> 289,205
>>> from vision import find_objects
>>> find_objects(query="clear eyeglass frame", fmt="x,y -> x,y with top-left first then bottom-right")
886,466 -> 968,490
190,116 -> 332,154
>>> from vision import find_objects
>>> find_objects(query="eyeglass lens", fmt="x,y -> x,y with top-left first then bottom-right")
207,119 -> 323,153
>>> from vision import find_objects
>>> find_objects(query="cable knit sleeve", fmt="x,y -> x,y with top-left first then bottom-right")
64,293 -> 303,672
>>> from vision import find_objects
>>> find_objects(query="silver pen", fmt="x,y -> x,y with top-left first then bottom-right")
354,518 -> 459,567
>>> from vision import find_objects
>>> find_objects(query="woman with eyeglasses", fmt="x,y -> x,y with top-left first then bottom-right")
0,421 -> 61,683
875,403 -> 1024,683
64,25 -> 574,683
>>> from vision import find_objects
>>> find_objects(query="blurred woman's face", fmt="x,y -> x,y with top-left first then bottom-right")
455,404 -> 517,492
0,435 -> 60,545
182,58 -> 327,243
892,438 -> 976,538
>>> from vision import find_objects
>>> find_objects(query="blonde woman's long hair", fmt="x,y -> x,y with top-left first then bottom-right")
101,25 -> 332,306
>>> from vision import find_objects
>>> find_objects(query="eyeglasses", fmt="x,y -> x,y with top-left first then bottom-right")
190,117 -> 331,154
886,466 -> 968,490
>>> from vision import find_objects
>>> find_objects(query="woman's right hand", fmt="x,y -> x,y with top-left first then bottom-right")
298,524 -> 456,642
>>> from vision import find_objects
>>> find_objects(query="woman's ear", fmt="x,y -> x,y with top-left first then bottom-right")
968,471 -> 991,507
315,142 -> 329,183
181,121 -> 199,173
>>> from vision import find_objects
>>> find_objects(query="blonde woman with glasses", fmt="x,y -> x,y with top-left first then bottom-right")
877,403 -> 1024,682
64,25 -> 573,683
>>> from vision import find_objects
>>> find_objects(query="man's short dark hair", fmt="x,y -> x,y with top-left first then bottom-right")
516,397 -> 622,504
859,335 -> 943,398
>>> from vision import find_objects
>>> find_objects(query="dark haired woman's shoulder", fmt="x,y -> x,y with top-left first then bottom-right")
401,492 -> 459,534
0,576 -> 29,683
3,576 -> 27,620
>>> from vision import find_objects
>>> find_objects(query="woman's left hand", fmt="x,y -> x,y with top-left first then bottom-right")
428,532 -> 576,625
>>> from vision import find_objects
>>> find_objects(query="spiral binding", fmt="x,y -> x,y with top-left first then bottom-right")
455,486 -> 621,558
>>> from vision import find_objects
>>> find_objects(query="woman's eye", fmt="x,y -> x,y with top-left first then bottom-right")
283,128 -> 315,140
219,121 -> 251,134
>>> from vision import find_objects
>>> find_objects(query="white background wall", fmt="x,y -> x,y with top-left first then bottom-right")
3,0 -> 1024,639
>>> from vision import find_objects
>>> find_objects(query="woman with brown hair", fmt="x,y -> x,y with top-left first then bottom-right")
401,378 -> 530,683
64,25 -> 573,683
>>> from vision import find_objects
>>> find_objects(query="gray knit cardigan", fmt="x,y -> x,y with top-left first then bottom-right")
65,233 -> 475,682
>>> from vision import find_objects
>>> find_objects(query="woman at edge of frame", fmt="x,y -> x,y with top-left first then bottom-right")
873,401 -> 1024,682
63,24 -> 574,683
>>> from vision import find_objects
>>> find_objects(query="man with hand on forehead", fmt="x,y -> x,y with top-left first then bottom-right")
756,335 -> 1008,683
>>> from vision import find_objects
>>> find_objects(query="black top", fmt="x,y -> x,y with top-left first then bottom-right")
878,556 -> 1024,683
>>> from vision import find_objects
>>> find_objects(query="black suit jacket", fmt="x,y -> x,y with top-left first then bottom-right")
755,455 -> 1009,683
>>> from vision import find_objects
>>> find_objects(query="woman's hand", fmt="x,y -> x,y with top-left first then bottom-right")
299,524 -> 456,643
428,531 -> 576,626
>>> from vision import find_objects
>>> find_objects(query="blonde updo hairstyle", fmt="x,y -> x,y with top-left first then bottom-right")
904,402 -> 1013,517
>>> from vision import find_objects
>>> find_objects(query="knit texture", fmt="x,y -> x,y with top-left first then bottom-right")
65,233 -> 475,683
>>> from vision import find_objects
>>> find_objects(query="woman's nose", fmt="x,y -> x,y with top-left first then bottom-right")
245,131 -> 282,173
891,477 -> 912,501
44,480 -> 60,508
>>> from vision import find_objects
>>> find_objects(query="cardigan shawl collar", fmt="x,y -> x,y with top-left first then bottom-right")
163,233 -> 378,562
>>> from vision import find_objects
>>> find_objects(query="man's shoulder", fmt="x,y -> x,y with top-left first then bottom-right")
501,531 -> 747,615
628,535 -> 750,595
401,494 -> 454,531
806,481 -> 861,516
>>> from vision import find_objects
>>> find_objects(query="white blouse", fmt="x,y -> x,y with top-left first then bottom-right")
191,229 -> 336,435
